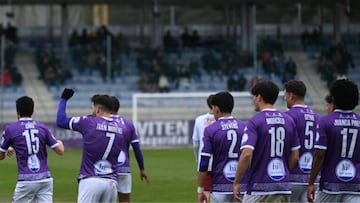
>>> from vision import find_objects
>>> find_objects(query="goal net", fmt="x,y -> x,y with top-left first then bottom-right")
131,91 -> 285,148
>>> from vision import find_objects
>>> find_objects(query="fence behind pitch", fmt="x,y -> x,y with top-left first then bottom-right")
132,91 -> 286,148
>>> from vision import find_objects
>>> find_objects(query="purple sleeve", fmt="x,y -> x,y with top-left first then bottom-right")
44,126 -> 58,147
131,142 -> 145,170
199,156 -> 211,172
290,121 -> 301,150
314,117 -> 328,150
56,99 -> 71,129
0,129 -> 11,151
129,120 -> 145,170
241,119 -> 258,149
199,127 -> 211,172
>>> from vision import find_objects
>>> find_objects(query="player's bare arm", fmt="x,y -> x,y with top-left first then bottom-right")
53,140 -> 65,155
6,146 -> 15,157
140,170 -> 150,184
288,149 -> 299,170
233,148 -> 252,202
307,149 -> 326,202
0,151 -> 5,160
197,171 -> 207,203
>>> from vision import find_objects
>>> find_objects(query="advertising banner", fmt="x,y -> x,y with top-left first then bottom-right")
0,120 -> 195,149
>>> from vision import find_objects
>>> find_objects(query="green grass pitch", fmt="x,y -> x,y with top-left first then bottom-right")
0,147 -> 198,203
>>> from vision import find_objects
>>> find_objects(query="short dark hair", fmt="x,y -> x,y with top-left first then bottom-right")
211,91 -> 234,113
284,80 -> 306,98
91,94 -> 113,113
251,80 -> 279,105
206,94 -> 215,109
16,96 -> 34,117
325,94 -> 333,104
330,79 -> 358,110
110,96 -> 120,114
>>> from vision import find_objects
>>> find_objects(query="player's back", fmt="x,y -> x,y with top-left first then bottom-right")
317,110 -> 360,191
202,117 -> 246,192
286,105 -> 320,180
3,118 -> 56,180
70,115 -> 124,181
242,109 -> 299,194
112,115 -> 139,174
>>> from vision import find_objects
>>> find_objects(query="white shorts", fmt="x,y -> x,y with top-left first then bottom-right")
13,178 -> 53,203
291,183 -> 319,203
117,174 -> 132,193
78,177 -> 117,203
315,191 -> 360,203
243,194 -> 290,203
210,193 -> 236,203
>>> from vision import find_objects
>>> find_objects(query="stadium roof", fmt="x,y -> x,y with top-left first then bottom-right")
0,0 -> 353,6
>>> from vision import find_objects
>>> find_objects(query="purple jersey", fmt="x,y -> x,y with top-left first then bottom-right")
285,105 -> 320,184
201,116 -> 246,193
241,109 -> 300,195
111,115 -> 140,174
68,116 -> 124,181
315,110 -> 360,194
0,118 -> 58,181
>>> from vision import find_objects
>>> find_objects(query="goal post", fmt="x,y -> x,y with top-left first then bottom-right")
131,91 -> 285,148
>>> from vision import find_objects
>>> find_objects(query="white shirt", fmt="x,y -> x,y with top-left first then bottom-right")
192,112 -> 215,171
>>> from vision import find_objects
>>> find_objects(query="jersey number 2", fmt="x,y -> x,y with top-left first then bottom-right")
227,130 -> 238,158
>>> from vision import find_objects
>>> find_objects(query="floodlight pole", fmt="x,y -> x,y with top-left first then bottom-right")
251,4 -> 258,74
1,34 -> 5,124
106,34 -> 112,83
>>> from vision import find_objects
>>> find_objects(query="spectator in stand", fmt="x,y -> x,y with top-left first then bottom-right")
163,30 -> 178,51
227,75 -> 238,91
338,46 -> 354,78
0,68 -> 12,87
96,53 -> 107,82
44,67 -> 57,87
69,29 -> 80,48
57,65 -> 73,85
188,58 -> 201,79
249,75 -> 261,90
5,22 -> 18,44
138,72 -> 150,93
191,29 -> 201,47
201,48 -> 220,77
301,29 -> 310,49
158,73 -> 170,93
181,27 -> 192,48
317,56 -> 336,88
79,28 -> 89,46
282,56 -> 297,83
111,59 -> 122,79
238,74 -> 247,91
116,32 -> 130,56
4,41 -> 16,67
8,63 -> 23,87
